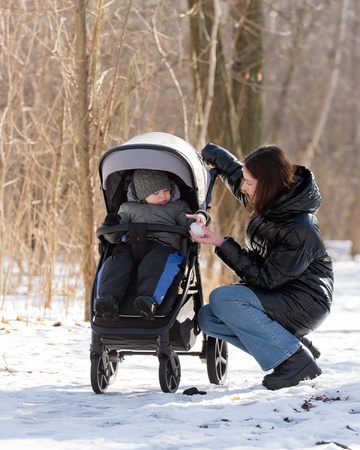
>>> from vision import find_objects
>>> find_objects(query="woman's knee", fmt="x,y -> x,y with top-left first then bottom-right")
208,285 -> 264,318
198,303 -> 211,331
208,285 -> 239,315
208,286 -> 226,309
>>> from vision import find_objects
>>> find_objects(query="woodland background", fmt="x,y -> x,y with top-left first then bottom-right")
0,0 -> 358,321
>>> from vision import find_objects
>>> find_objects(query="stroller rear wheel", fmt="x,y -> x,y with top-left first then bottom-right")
158,351 -> 181,393
206,337 -> 228,385
91,352 -> 118,394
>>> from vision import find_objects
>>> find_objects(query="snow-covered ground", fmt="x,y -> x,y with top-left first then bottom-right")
1,241 -> 360,450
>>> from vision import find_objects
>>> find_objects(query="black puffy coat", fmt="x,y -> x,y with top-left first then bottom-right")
202,143 -> 334,337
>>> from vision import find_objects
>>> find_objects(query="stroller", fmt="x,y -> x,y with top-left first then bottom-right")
90,132 -> 229,394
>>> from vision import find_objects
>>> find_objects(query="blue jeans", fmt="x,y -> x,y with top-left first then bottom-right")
198,285 -> 300,371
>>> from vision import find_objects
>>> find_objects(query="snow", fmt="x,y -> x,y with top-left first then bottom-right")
190,222 -> 206,237
1,241 -> 360,450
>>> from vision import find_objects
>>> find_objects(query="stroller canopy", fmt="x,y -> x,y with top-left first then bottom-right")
99,132 -> 211,211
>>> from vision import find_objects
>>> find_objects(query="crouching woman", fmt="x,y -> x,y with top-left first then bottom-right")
190,144 -> 333,390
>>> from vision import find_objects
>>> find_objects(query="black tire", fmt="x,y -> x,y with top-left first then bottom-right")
159,352 -> 181,393
206,337 -> 228,385
91,353 -> 113,394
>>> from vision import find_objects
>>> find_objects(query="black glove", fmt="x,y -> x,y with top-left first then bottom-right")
183,387 -> 207,396
102,213 -> 121,226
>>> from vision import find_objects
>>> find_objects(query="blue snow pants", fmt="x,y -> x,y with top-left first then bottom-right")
97,242 -> 184,305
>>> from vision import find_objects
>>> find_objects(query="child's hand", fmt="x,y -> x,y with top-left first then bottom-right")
186,213 -> 206,225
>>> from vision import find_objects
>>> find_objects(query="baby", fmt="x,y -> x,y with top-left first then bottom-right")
96,169 -> 209,320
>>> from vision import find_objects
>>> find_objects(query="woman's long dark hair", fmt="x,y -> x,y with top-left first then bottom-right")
243,145 -> 296,215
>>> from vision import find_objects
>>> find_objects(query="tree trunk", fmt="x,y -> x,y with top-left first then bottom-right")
188,0 -> 240,153
301,0 -> 349,166
187,0 -> 264,295
74,0 -> 95,321
349,1 -> 360,256
231,0 -> 264,154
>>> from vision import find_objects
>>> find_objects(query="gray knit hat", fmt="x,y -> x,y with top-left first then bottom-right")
133,169 -> 171,201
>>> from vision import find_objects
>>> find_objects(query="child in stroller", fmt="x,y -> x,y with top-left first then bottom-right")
95,168 -> 210,321
90,132 -> 229,394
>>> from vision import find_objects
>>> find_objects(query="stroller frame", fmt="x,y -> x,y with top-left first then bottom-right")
89,132 -> 228,393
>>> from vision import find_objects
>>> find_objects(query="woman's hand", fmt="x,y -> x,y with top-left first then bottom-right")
189,225 -> 225,247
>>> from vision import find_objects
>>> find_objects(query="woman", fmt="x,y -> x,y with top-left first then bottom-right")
190,144 -> 333,390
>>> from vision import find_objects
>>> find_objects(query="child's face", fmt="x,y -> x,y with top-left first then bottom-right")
145,189 -> 171,205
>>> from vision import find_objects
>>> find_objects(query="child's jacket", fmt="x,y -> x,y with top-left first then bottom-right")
105,180 -> 209,251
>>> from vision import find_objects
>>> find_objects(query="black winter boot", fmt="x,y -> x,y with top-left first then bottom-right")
300,336 -> 321,359
262,346 -> 322,391
134,296 -> 157,321
95,295 -> 120,320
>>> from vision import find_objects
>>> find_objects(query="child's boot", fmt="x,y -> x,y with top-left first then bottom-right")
95,295 -> 120,320
134,296 -> 157,321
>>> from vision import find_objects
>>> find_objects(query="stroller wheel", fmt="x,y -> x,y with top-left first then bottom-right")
108,361 -> 119,385
206,337 -> 228,385
91,352 -> 118,394
158,352 -> 181,393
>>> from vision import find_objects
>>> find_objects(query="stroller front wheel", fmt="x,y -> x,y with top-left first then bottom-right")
158,352 -> 181,393
91,352 -> 117,394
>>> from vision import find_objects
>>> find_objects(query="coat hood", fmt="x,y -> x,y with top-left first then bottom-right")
266,165 -> 321,220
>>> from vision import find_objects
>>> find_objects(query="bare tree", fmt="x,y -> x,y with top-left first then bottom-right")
348,0 -> 360,256
302,0 -> 349,166
74,0 -> 95,321
187,0 -> 264,293
266,1 -> 323,143
231,0 -> 264,154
